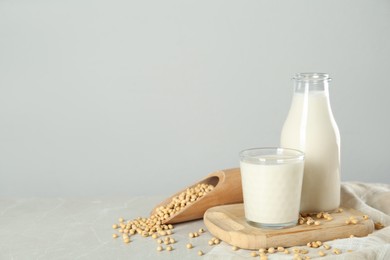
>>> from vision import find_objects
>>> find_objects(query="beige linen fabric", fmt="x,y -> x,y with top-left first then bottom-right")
330,182 -> 390,260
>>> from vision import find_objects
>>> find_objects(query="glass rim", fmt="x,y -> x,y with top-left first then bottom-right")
292,72 -> 331,82
239,147 -> 304,165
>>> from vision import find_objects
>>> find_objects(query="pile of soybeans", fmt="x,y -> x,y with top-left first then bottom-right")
111,183 -> 214,255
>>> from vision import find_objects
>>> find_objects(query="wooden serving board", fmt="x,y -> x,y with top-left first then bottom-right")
204,204 -> 374,250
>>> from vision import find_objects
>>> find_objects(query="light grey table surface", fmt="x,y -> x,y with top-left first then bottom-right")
1,191 -> 389,260
0,197 -> 243,260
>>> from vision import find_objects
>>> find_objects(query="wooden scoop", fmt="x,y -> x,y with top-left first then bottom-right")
150,168 -> 243,224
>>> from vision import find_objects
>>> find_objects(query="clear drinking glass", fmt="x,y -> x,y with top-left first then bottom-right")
239,148 -> 305,229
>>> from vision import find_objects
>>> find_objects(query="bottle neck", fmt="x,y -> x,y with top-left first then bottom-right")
292,73 -> 331,96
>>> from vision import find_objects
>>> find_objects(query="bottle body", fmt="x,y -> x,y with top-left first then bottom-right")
280,73 -> 340,213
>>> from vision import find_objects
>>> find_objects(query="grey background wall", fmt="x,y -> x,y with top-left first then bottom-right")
1,0 -> 389,197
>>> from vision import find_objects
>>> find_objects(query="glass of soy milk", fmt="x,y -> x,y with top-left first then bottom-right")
239,148 -> 305,229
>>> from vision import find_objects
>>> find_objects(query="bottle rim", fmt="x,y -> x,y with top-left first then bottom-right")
293,73 -> 331,82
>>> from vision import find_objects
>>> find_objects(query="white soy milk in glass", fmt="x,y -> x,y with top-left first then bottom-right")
239,148 -> 304,229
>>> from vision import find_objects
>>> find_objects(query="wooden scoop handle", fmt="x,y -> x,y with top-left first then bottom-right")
151,168 -> 243,224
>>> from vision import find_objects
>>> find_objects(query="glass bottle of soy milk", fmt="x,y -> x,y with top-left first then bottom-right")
280,73 -> 340,213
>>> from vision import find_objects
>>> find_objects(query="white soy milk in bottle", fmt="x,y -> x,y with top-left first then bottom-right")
280,73 -> 340,213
